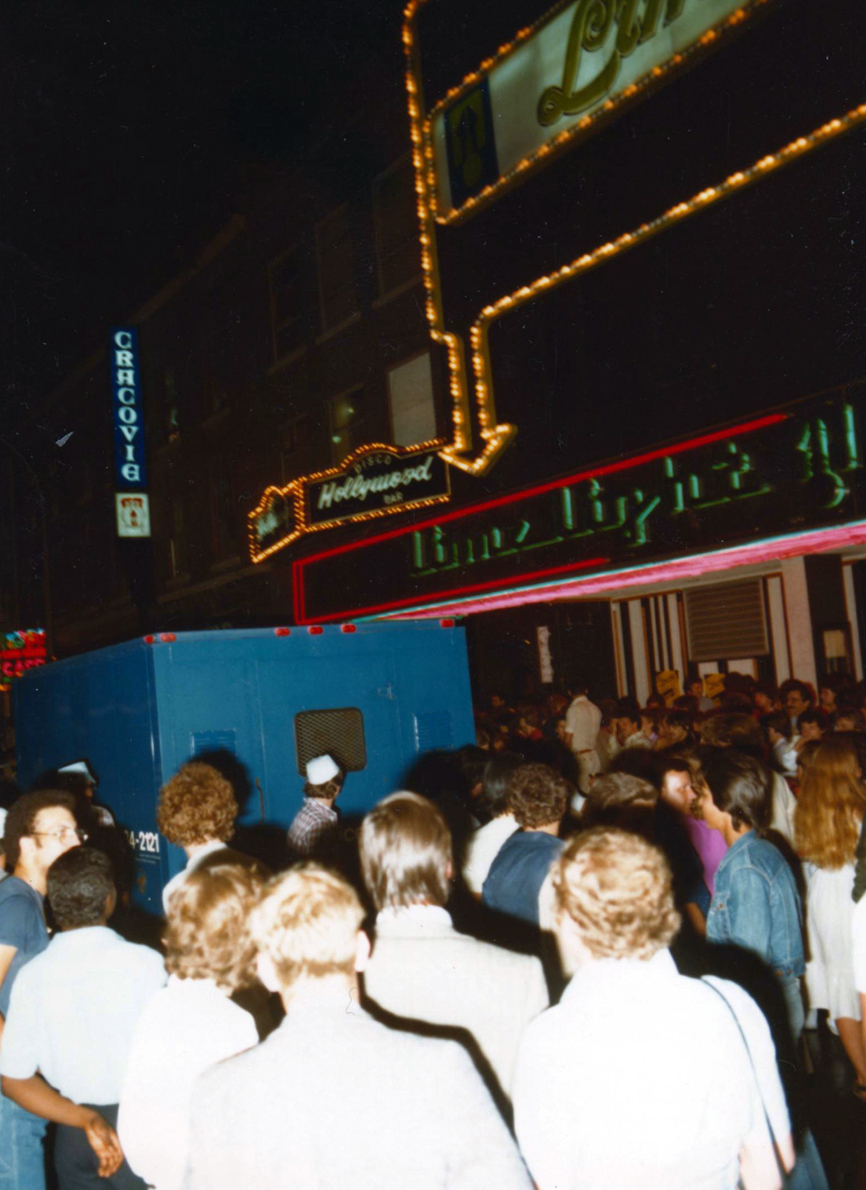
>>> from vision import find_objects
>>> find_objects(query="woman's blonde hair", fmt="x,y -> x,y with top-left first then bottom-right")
552,828 -> 681,961
164,861 -> 264,991
794,737 -> 865,868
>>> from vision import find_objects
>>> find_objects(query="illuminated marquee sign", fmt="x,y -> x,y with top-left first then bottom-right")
0,629 -> 48,692
295,389 -> 866,623
249,443 -> 451,560
430,0 -> 765,221
308,448 -> 449,527
110,327 -> 151,538
248,1 -> 865,564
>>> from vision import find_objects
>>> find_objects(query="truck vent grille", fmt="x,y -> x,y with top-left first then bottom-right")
685,580 -> 768,662
294,708 -> 367,776
414,711 -> 453,752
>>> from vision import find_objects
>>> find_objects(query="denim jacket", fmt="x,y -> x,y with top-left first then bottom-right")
706,831 -> 805,978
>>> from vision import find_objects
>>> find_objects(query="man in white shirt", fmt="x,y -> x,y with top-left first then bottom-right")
564,681 -> 602,794
184,864 -> 531,1190
360,791 -> 548,1106
0,846 -> 166,1188
513,827 -> 794,1190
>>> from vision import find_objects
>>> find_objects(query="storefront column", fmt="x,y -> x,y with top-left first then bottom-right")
780,557 -> 818,690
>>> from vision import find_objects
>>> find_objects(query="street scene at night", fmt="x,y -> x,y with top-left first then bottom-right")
1,0 -> 866,1186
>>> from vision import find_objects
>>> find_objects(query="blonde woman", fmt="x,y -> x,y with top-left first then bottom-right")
795,737 -> 866,1095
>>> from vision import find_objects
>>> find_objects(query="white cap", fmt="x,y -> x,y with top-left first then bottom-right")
306,754 -> 339,785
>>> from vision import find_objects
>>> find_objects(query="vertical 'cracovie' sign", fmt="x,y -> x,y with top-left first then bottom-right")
110,327 -> 151,537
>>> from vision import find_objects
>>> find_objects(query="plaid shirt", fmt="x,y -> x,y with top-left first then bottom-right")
287,798 -> 339,856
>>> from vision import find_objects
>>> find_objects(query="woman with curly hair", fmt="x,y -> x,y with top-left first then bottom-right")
795,737 -> 866,1096
157,762 -> 267,912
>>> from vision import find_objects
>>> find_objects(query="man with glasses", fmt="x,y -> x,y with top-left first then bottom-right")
0,790 -> 82,1189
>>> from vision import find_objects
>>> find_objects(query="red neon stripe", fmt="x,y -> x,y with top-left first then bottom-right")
298,555 -> 610,623
295,413 -> 788,573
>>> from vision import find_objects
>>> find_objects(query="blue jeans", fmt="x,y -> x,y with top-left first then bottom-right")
0,1094 -> 48,1190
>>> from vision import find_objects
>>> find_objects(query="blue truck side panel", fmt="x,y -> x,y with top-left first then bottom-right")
15,623 -> 474,915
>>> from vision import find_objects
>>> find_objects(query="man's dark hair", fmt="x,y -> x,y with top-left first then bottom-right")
616,699 -> 641,731
508,763 -> 569,829
3,790 -> 76,871
453,744 -> 488,797
779,679 -> 814,707
702,750 -> 772,835
702,712 -> 764,759
762,711 -> 792,741
480,752 -> 524,818
582,772 -> 658,831
47,847 -> 115,930
797,708 -> 825,731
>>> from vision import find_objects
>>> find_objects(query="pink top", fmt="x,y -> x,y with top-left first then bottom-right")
684,815 -> 728,896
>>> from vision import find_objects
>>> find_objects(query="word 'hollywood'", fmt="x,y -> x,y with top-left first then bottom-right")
317,455 -> 435,510
411,409 -> 862,576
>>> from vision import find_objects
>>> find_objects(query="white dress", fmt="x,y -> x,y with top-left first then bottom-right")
804,861 -> 860,1021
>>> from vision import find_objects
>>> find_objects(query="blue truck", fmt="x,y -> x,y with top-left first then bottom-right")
14,621 -> 475,914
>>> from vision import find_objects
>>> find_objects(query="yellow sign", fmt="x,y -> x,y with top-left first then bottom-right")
655,670 -> 681,707
703,672 -> 727,703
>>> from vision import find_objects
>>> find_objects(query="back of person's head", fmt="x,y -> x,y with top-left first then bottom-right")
250,863 -> 364,990
480,752 -> 524,818
702,750 -> 771,834
553,828 -> 681,962
359,791 -> 451,911
508,763 -> 569,829
47,846 -> 114,930
797,708 -> 825,731
452,744 -> 488,798
581,771 -> 658,833
796,738 -> 822,775
701,712 -> 764,759
672,694 -> 698,715
164,860 -> 263,991
762,710 -> 792,741
157,762 -> 238,847
3,789 -> 77,871
795,737 -> 865,868
609,746 -> 660,784
568,677 -> 589,697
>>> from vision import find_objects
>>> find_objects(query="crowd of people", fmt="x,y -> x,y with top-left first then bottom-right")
0,667 -> 864,1187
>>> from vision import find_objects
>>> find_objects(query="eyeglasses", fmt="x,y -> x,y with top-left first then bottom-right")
32,827 -> 89,843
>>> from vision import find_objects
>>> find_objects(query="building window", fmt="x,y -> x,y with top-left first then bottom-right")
329,388 -> 366,464
169,498 -> 187,578
388,352 -> 437,445
165,370 -> 180,443
373,156 -> 421,297
211,464 -> 236,560
281,415 -> 311,482
316,207 -> 359,333
268,247 -> 304,361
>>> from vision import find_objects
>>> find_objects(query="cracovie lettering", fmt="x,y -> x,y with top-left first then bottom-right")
538,0 -> 691,126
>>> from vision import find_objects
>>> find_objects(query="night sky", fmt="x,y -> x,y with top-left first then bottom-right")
0,0 -> 403,429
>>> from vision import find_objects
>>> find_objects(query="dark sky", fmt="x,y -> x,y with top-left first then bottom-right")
0,0 -> 403,420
